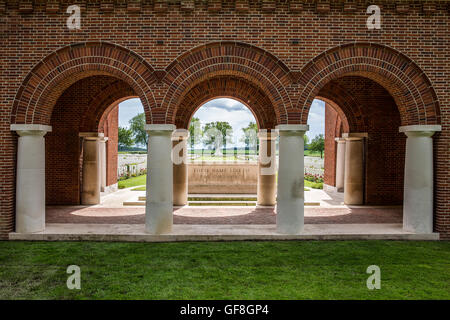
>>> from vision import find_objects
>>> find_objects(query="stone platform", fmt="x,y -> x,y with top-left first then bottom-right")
9,223 -> 439,242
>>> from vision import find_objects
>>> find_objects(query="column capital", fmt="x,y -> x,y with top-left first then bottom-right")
399,125 -> 441,137
79,132 -> 104,140
11,124 -> 52,136
342,132 -> 368,139
275,124 -> 309,136
335,137 -> 346,143
145,124 -> 175,135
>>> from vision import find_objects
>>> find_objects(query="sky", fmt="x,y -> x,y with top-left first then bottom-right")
118,97 -> 325,147
118,98 -> 144,128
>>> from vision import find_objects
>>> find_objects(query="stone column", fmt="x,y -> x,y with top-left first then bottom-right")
400,125 -> 441,234
11,124 -> 52,233
257,130 -> 277,206
343,136 -> 364,205
80,133 -> 103,205
172,129 -> 189,206
99,136 -> 108,192
145,124 -> 175,234
335,138 -> 346,192
276,124 -> 309,234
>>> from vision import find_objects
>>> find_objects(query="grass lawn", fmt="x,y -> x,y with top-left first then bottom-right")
304,180 -> 323,189
0,241 -> 449,299
118,175 -> 146,189
304,150 -> 322,157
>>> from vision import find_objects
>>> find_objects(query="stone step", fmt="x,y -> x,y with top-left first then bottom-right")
188,201 -> 256,206
137,196 -> 258,201
124,200 -> 321,207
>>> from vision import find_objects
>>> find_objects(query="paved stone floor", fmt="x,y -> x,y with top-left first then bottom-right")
46,187 -> 402,227
46,206 -> 402,225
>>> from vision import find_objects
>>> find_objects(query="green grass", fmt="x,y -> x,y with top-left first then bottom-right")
118,175 -> 146,189
304,150 -> 322,157
0,241 -> 449,299
304,180 -> 323,189
131,186 -> 146,191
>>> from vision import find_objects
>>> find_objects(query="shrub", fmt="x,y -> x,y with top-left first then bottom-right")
304,173 -> 324,183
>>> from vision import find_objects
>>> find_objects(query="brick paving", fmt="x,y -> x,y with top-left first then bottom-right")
46,206 -> 402,225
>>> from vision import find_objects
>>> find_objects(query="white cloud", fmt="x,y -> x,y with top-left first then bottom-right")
193,98 -> 256,147
306,99 -> 325,141
117,97 -> 325,147
118,98 -> 144,128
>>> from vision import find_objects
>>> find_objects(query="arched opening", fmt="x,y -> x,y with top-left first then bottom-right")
45,76 -> 142,206
185,98 -> 259,198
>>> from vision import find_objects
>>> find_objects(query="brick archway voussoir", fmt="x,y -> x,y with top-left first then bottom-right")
11,42 -> 157,126
296,43 -> 441,127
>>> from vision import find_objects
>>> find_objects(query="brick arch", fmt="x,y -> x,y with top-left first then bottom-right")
296,43 -> 441,126
79,79 -> 137,132
161,41 -> 292,125
11,42 -> 157,125
175,76 -> 277,129
315,79 -> 369,132
315,97 -> 350,134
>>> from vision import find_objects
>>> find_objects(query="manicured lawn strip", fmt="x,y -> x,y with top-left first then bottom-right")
0,241 -> 449,299
304,150 -> 322,157
304,180 -> 323,189
118,175 -> 146,189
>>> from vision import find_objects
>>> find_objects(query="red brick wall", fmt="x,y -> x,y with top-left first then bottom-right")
333,76 -> 405,205
323,103 -> 342,188
46,76 -> 129,205
1,0 -> 449,238
102,105 -> 119,187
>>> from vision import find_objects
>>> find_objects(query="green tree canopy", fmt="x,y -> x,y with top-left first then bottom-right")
240,121 -> 258,150
189,117 -> 203,150
308,134 -> 325,158
129,113 -> 147,148
203,121 -> 233,155
118,127 -> 134,150
303,134 -> 309,147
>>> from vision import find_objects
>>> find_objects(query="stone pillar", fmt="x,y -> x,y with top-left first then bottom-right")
276,124 -> 309,234
99,136 -> 108,192
11,124 -> 52,233
257,130 -> 277,206
400,125 -> 441,234
335,138 -> 346,192
80,133 -> 103,205
145,124 -> 175,234
172,129 -> 189,206
343,136 -> 364,205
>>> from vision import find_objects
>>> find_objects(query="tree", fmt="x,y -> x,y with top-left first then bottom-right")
303,134 -> 309,148
240,121 -> 258,151
189,117 -> 203,152
309,134 -> 325,158
129,113 -> 147,148
203,121 -> 233,155
118,127 -> 134,150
